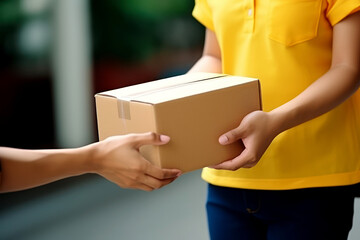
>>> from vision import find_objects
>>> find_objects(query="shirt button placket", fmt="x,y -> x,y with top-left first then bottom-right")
245,0 -> 255,33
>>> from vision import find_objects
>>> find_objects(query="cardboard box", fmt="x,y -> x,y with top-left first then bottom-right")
95,73 -> 261,172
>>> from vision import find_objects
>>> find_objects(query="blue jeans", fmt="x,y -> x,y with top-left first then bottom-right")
206,184 -> 356,240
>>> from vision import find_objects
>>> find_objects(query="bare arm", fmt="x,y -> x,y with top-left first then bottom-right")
215,11 -> 360,170
0,133 -> 181,193
269,11 -> 360,134
188,29 -> 222,73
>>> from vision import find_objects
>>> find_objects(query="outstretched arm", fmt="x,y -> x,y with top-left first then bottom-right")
214,11 -> 360,170
0,132 -> 181,193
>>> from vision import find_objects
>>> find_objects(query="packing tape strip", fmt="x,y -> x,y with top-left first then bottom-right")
117,99 -> 130,120
120,75 -> 226,100
115,75 -> 227,120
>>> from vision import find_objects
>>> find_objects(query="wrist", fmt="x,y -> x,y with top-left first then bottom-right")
269,104 -> 299,135
267,108 -> 295,136
74,144 -> 99,174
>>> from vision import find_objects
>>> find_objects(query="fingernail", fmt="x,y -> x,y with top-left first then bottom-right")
160,135 -> 170,142
219,135 -> 228,144
176,171 -> 182,177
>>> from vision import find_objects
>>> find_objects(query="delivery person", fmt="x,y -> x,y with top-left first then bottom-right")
0,132 -> 181,193
189,0 -> 360,239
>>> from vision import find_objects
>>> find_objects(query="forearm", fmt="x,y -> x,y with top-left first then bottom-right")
0,146 -> 93,193
188,55 -> 222,73
214,65 -> 359,171
189,28 -> 222,74
269,64 -> 360,135
269,12 -> 360,135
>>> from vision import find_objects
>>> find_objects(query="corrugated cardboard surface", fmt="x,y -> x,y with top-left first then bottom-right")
95,73 -> 261,172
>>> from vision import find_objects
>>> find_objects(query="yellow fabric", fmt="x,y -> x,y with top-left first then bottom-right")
193,0 -> 360,190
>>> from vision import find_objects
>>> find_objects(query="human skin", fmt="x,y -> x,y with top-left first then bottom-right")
0,132 -> 181,193
189,11 -> 360,170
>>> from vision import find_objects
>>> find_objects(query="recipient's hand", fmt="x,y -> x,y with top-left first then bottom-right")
87,132 -> 181,191
212,111 -> 278,171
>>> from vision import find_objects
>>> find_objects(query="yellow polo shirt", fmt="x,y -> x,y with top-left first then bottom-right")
193,0 -> 360,190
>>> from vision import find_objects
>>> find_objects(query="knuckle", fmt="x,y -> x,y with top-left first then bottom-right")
245,153 -> 258,166
228,131 -> 238,140
224,160 -> 238,171
146,132 -> 157,141
229,165 -> 238,171
125,134 -> 137,142
247,158 -> 256,166
157,171 -> 166,179
153,182 -> 162,190
132,162 -> 146,172
133,174 -> 143,182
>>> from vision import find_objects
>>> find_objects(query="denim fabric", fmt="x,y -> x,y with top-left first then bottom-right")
206,184 -> 356,240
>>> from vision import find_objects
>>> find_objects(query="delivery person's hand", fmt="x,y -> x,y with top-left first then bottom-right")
211,111 -> 278,170
0,132 -> 181,193
89,132 -> 181,191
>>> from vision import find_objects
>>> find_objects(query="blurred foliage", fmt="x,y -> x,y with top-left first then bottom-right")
0,0 -> 51,70
0,0 -> 23,26
90,0 -> 202,62
0,0 -> 23,68
117,0 -> 192,20
0,0 -> 203,67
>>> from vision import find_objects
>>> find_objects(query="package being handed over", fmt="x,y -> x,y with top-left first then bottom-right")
95,72 -> 262,172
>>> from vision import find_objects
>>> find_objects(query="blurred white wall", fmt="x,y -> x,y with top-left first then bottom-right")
52,0 -> 94,148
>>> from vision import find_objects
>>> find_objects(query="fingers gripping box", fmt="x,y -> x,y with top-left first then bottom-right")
95,73 -> 262,173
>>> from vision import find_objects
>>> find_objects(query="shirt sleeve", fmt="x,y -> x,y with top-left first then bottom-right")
326,0 -> 360,26
192,0 -> 215,30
